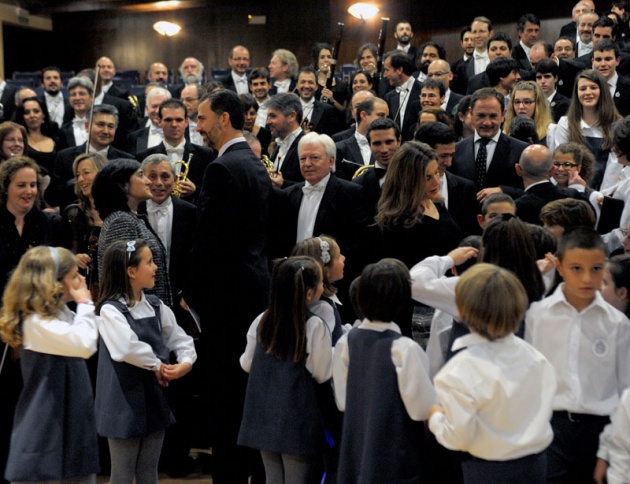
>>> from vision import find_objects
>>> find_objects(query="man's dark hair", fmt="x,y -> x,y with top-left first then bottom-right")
536,58 -> 559,77
486,57 -> 520,87
517,13 -> 541,31
356,98 -> 378,122
593,15 -> 617,32
366,117 -> 401,143
488,32 -> 513,51
555,36 -> 576,50
593,38 -> 621,57
200,89 -> 245,130
460,26 -> 472,41
470,87 -> 505,112
421,78 -> 446,97
383,51 -> 414,76
248,67 -> 271,83
297,66 -> 318,80
557,226 -> 607,261
414,121 -> 457,147
266,92 -> 303,124
41,66 -> 61,81
158,98 -> 187,119
419,41 -> 447,61
92,104 -> 120,128
614,116 -> 630,157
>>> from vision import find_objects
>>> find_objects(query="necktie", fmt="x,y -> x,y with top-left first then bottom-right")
150,126 -> 163,136
475,138 -> 490,191
395,86 -> 408,94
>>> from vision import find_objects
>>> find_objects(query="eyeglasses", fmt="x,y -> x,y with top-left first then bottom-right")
427,72 -> 449,78
553,162 -> 579,168
4,137 -> 24,144
513,99 -> 534,106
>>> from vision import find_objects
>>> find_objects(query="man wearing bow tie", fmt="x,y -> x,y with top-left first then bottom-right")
127,86 -> 171,155
268,49 -> 298,95
296,67 -> 339,136
136,99 -> 215,204
222,46 -> 251,96
46,104 -> 134,210
335,96 -> 388,180
453,17 -> 494,94
382,51 -> 421,142
267,92 -> 304,187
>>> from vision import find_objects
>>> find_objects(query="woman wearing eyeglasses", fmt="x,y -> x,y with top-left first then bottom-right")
503,81 -> 553,145
551,142 -> 594,192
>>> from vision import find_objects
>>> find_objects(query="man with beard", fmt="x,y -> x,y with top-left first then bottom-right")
222,46 -> 251,96
190,89 -> 272,484
576,11 -> 599,56
266,92 -> 304,187
296,68 -> 339,136
415,41 -> 446,82
249,68 -> 272,128
394,21 -> 418,67
40,66 -> 67,127
179,57 -> 204,85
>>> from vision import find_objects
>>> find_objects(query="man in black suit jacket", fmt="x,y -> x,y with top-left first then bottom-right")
0,80 -> 17,123
97,56 -> 128,99
394,21 -> 418,67
331,90 -> 375,142
511,14 -> 541,72
46,105 -> 134,209
127,86 -> 171,155
449,88 -> 527,202
535,59 -> 571,122
268,49 -> 298,96
415,122 -> 479,235
190,90 -> 272,484
335,96 -> 388,180
514,144 -> 581,225
592,39 -> 630,116
382,51 -> 421,142
267,93 -> 305,188
427,60 -> 464,119
221,46 -> 251,96
296,68 -> 340,136
136,99 -> 215,204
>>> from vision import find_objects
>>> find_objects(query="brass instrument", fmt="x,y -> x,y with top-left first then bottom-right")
172,154 -> 192,198
261,155 -> 274,173
353,164 -> 374,180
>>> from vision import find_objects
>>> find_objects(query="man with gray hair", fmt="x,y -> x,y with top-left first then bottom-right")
514,144 -> 581,224
560,1 -> 595,42
268,49 -> 298,95
47,103 -> 133,209
179,57 -> 205,85
267,92 -> 304,187
127,86 -> 171,154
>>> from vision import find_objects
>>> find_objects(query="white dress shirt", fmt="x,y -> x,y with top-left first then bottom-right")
598,388 -> 630,484
297,173 -> 330,242
300,99 -> 315,124
410,254 -> 459,318
430,332 -> 556,460
274,127 -> 302,170
187,120 -> 204,146
231,71 -> 250,95
72,117 -> 89,146
578,41 -> 593,57
240,311 -> 332,383
147,123 -> 164,149
164,139 -> 185,164
608,73 -> 619,98
255,99 -> 271,128
45,91 -> 65,127
274,78 -> 291,93
473,49 -> 489,75
99,293 -> 197,372
438,173 -> 449,208
22,303 -> 98,358
397,76 -> 416,129
332,319 -> 437,420
146,197 -> 173,267
354,131 -> 372,165
519,40 -> 532,60
440,89 -> 452,112
525,285 -> 630,415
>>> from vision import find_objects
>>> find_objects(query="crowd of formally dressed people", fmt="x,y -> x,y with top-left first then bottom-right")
4,1 -> 630,482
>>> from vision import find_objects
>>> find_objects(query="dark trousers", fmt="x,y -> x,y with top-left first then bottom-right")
461,450 -> 547,484
547,411 -> 610,483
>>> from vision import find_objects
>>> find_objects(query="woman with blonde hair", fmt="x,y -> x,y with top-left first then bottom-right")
504,81 -> 553,144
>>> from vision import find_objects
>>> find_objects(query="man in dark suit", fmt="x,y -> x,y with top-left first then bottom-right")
514,144 -> 581,225
415,122 -> 479,235
535,59 -> 571,123
453,17 -> 494,94
331,89 -> 375,143
0,79 -> 17,122
296,68 -> 340,136
190,89 -> 272,484
136,99 -> 215,204
560,1 -> 594,39
449,88 -> 527,202
511,14 -> 541,71
97,56 -> 128,99
383,50 -> 421,142
427,60 -> 463,119
134,62 -> 171,117
40,66 -> 68,128
221,45 -> 251,96
46,104 -> 134,209
127,86 -> 171,155
592,39 -> 630,116
394,20 -> 418,68
335,96 -> 388,180
267,93 -> 305,188
353,117 -> 401,218
268,49 -> 298,95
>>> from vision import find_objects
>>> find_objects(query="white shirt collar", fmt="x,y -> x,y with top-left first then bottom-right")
474,130 -> 501,144
519,40 -> 531,56
357,318 -> 402,333
305,171 -> 331,189
218,136 -> 246,157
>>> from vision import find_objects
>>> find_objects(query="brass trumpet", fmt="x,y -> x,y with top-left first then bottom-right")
172,154 -> 192,198
261,155 -> 277,178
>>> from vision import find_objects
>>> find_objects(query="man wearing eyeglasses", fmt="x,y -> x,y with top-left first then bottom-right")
427,59 -> 463,119
514,144 -> 582,225
180,83 -> 205,145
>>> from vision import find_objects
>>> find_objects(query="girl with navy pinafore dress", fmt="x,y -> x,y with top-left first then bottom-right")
94,239 -> 196,483
238,256 -> 333,484
0,246 -> 99,483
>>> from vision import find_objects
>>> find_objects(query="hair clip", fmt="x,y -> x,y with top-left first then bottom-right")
127,240 -> 136,262
318,238 -> 331,264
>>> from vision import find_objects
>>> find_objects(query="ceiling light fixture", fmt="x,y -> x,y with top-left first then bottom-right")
153,20 -> 181,36
348,3 -> 379,20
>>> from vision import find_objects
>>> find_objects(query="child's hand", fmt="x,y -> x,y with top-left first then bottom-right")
154,369 -> 169,387
537,252 -> 556,274
448,247 -> 479,266
428,404 -> 444,420
160,362 -> 192,381
65,275 -> 92,304
593,458 -> 608,484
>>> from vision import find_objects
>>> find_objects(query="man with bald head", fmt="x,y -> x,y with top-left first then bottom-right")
514,144 -> 581,224
332,89 -> 375,142
97,56 -> 127,99
147,61 -> 169,85
427,59 -> 463,118
222,46 -> 251,95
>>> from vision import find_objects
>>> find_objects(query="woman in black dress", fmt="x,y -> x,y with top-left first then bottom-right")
15,96 -> 58,176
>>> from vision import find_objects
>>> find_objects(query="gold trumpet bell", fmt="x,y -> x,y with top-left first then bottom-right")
172,155 -> 192,198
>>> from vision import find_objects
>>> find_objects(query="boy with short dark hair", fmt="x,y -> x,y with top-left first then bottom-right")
332,258 -> 435,483
526,227 -> 630,481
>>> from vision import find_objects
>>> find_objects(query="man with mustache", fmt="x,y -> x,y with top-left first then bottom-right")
296,68 -> 339,137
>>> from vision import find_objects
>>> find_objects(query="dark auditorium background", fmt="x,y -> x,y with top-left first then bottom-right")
2,0 -> 571,79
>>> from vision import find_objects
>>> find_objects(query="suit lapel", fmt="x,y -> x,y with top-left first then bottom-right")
314,176 -> 338,233
310,103 -> 323,130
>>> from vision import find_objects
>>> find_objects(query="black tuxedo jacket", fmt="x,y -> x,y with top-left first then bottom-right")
466,69 -> 533,95
332,126 -> 355,143
550,91 -> 571,123
335,134 -> 375,181
56,122 -> 78,151
45,143 -> 134,209
0,84 -> 17,122
136,142 -> 216,204
445,91 -> 464,119
512,44 -> 532,71
450,133 -> 527,199
450,57 -> 469,94
556,58 -> 584,98
515,181 -> 580,225
105,83 -> 129,99
352,166 -> 383,219
445,172 -> 479,236
270,130 -> 305,187
613,75 -> 630,117
453,57 -> 476,95
268,78 -> 297,96
127,126 -> 150,155
560,22 -> 577,39
384,80 -> 422,141
306,100 -> 340,136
